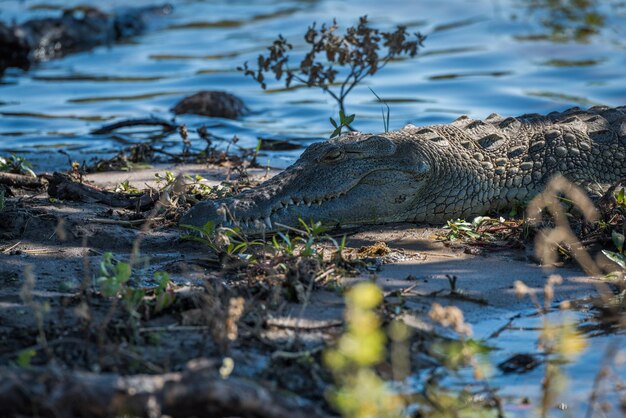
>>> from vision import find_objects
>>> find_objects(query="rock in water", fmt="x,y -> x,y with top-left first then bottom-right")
172,91 -> 248,119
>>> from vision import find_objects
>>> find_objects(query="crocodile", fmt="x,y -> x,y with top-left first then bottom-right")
0,4 -> 172,75
180,105 -> 626,233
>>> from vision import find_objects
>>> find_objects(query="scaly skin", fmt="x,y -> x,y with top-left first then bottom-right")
181,105 -> 626,233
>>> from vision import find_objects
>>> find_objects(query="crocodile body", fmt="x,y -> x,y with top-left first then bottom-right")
181,106 -> 626,233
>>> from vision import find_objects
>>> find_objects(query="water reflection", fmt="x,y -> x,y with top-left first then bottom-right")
517,0 -> 611,42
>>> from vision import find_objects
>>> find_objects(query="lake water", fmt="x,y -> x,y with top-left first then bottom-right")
1,0 -> 625,415
1,0 -> 625,171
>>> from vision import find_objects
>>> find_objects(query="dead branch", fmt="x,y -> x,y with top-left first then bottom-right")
46,172 -> 160,210
0,359 -> 326,418
0,172 -> 43,188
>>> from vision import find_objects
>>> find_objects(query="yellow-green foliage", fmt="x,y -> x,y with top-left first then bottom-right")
324,282 -> 405,418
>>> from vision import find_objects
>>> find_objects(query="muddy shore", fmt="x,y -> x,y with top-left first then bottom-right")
0,163 -> 623,417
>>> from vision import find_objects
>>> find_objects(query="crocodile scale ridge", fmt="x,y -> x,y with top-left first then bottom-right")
181,105 -> 626,233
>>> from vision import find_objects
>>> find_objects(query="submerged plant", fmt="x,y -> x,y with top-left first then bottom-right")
525,0 -> 607,42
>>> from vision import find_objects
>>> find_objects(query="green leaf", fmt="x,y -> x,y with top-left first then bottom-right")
155,271 -> 171,292
345,114 -> 355,125
616,187 -> 625,205
602,250 -> 626,270
231,242 -> 249,254
116,262 -> 132,282
329,117 -> 338,128
330,127 -> 342,139
17,349 -> 36,367
472,216 -> 491,228
339,110 -> 346,122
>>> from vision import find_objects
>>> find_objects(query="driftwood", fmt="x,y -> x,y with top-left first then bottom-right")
0,172 -> 43,189
47,172 -> 160,210
0,359 -> 325,418
91,117 -> 178,135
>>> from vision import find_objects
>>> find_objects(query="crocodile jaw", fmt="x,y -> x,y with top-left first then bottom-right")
180,169 -> 426,234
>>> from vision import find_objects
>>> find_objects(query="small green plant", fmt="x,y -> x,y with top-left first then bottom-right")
444,216 -> 495,240
298,218 -> 329,237
184,174 -> 214,197
97,252 -> 144,321
153,271 -> 175,312
602,230 -> 625,270
97,253 -> 176,322
295,218 -> 329,256
181,221 -> 262,257
272,232 -> 297,255
324,282 -> 405,418
442,215 -> 522,244
114,180 -> 140,194
154,170 -> 177,190
0,154 -> 36,177
331,234 -> 348,265
16,349 -> 36,367
444,218 -> 480,240
330,110 -> 356,139
97,252 -> 132,298
369,88 -> 390,133
269,219 -> 342,259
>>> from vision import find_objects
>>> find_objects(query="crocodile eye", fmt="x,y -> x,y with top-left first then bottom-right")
321,147 -> 343,162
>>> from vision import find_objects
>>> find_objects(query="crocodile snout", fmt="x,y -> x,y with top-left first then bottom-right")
179,199 -> 225,229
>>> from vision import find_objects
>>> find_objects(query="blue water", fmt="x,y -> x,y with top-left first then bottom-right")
1,0 -> 625,170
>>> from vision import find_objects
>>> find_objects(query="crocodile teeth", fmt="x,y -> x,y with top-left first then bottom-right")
307,201 -> 312,207
264,216 -> 272,229
255,219 -> 263,229
289,198 -> 295,206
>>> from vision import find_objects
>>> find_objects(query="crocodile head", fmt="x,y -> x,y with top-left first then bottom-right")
180,133 -> 432,234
